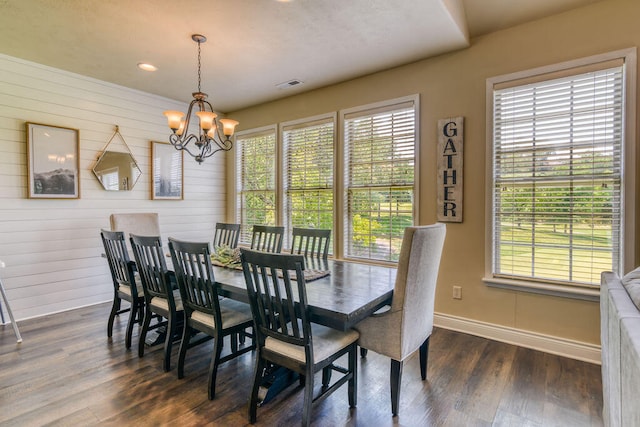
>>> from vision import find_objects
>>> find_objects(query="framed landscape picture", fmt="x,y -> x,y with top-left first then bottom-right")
151,141 -> 183,200
26,123 -> 80,199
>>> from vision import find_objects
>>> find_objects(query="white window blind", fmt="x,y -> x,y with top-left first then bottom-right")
492,65 -> 624,286
283,119 -> 334,250
236,130 -> 277,244
344,101 -> 415,262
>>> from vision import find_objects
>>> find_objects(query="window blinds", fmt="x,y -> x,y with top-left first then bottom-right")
236,131 -> 277,244
344,101 -> 415,262
492,65 -> 624,285
283,119 -> 334,249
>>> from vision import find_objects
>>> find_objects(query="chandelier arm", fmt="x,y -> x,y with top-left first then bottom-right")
168,132 -> 200,154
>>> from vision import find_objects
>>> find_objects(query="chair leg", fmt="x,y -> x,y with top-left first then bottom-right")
208,334 -> 224,400
322,366 -> 332,388
301,366 -> 314,427
348,343 -> 357,407
360,347 -> 368,357
249,354 -> 265,423
163,313 -> 176,372
177,321 -> 191,379
390,359 -> 403,416
419,336 -> 430,380
107,295 -> 119,338
138,305 -> 152,358
231,332 -> 238,353
125,300 -> 139,349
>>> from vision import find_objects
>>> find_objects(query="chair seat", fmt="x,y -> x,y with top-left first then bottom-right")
190,299 -> 253,330
150,290 -> 183,312
119,282 -> 143,298
266,323 -> 359,364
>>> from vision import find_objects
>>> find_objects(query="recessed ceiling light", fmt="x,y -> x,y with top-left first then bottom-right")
137,63 -> 158,72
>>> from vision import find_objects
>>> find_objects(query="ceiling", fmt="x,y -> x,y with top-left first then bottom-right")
0,0 -> 603,112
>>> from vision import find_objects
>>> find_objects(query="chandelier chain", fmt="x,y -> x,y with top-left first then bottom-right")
197,40 -> 202,93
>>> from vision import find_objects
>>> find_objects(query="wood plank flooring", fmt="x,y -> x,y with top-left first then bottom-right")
0,303 -> 603,426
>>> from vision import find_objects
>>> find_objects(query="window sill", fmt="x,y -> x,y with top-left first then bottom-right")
482,277 -> 600,302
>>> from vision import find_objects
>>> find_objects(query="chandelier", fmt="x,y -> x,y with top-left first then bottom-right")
163,34 -> 239,164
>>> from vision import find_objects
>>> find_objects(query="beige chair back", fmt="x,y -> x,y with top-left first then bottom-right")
110,213 -> 160,237
392,223 -> 446,359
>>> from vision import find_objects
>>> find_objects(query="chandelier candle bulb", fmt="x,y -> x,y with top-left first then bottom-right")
164,111 -> 185,131
219,119 -> 239,137
195,111 -> 217,130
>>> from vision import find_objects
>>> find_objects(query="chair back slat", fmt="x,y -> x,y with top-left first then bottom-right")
241,249 -> 309,347
169,238 -> 221,319
251,225 -> 284,253
101,229 -> 137,294
213,222 -> 241,249
130,234 -> 171,301
291,227 -> 331,259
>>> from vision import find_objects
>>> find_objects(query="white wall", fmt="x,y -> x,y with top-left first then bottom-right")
0,54 -> 227,321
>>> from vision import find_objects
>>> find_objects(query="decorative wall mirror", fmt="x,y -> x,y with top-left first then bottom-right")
93,126 -> 142,191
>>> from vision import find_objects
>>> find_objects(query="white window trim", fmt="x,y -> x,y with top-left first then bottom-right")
339,94 -> 420,263
280,112 -> 337,251
483,48 -> 637,300
233,124 -> 278,237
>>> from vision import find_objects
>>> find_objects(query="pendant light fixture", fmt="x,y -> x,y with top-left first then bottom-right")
163,34 -> 239,164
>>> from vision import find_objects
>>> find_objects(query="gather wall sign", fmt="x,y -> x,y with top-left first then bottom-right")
437,117 -> 463,223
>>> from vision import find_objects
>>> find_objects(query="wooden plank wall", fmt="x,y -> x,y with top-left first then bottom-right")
0,53 -> 227,321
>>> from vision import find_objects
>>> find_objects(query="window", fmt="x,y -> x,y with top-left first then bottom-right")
235,128 -> 277,244
343,98 -> 417,262
487,51 -> 636,293
235,96 -> 418,263
282,117 -> 335,250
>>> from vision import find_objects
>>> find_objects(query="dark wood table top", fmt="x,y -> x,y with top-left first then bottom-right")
213,259 -> 396,331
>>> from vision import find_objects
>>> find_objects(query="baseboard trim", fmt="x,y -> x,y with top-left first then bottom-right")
434,312 -> 601,365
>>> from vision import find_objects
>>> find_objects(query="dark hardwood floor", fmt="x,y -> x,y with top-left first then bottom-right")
0,303 -> 603,426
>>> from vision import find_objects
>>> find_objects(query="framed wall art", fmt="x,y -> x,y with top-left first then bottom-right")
151,141 -> 183,200
26,122 -> 80,199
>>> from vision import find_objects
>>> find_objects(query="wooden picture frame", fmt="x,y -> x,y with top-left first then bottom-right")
151,141 -> 183,200
26,122 -> 80,199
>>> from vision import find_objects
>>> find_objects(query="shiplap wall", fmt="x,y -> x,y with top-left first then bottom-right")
0,53 -> 227,322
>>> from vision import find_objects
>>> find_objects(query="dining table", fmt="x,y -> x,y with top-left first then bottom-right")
211,257 -> 397,331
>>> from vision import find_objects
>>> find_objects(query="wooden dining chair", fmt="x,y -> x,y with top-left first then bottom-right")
250,225 -> 284,253
290,227 -> 331,259
213,222 -> 241,249
168,237 -> 255,399
130,234 -> 183,372
354,223 -> 446,416
240,249 -> 359,426
100,229 -> 144,349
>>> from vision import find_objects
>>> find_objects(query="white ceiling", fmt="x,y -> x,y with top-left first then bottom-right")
0,0 -> 603,112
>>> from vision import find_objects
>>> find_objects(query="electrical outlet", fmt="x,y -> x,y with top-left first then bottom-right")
453,285 -> 462,300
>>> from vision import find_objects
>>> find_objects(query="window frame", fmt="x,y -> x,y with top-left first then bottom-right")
340,95 -> 420,263
484,48 -> 637,300
234,125 -> 278,245
281,113 -> 337,251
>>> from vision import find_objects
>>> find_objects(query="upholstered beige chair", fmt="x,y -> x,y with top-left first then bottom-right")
110,213 -> 161,248
354,223 -> 446,416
